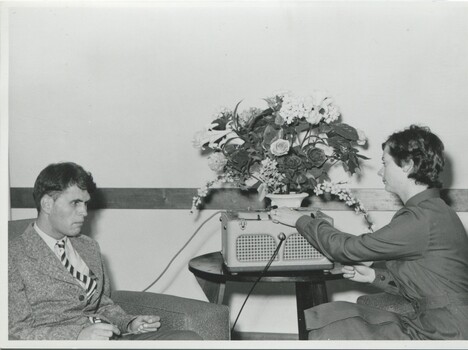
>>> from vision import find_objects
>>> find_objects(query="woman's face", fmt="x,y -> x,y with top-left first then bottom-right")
377,145 -> 409,194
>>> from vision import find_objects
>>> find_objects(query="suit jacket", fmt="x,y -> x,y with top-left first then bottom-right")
8,223 -> 135,340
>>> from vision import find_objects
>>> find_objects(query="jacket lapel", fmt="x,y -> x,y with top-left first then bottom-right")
22,225 -> 79,287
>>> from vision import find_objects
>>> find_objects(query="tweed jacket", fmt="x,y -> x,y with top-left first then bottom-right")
8,223 -> 135,340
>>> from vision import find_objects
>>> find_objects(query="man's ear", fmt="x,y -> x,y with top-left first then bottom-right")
40,195 -> 54,214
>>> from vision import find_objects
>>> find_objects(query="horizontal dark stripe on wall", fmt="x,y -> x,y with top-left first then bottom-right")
10,187 -> 468,212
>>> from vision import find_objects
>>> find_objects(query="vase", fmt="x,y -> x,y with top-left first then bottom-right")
266,192 -> 309,208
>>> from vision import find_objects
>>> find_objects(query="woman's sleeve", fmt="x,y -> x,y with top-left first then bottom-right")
371,267 -> 400,294
295,207 -> 429,264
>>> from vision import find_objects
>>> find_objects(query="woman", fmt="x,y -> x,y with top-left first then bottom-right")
271,125 -> 468,340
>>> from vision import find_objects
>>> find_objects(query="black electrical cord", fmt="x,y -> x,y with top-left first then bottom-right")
230,233 -> 287,333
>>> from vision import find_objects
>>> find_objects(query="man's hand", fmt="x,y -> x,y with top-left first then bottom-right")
342,265 -> 376,283
78,323 -> 120,340
127,315 -> 161,334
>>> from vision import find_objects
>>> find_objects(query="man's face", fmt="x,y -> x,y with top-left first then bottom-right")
46,185 -> 90,240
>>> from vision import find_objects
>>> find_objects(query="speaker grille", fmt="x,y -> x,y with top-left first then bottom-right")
283,233 -> 325,260
236,234 -> 279,262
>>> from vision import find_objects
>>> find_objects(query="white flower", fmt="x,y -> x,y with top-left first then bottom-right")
207,153 -> 228,172
357,128 -> 367,146
305,109 -> 323,125
218,131 -> 245,148
212,106 -> 232,120
192,129 -> 232,149
279,94 -> 310,124
270,139 -> 290,156
324,104 -> 340,124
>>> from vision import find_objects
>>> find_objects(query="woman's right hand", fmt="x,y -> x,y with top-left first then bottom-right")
342,265 -> 376,283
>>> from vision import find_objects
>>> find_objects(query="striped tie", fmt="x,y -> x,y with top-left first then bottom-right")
56,240 -> 97,301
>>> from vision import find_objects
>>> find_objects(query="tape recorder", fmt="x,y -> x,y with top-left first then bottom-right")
221,210 -> 333,272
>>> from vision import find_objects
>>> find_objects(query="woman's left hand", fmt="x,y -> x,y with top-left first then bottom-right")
342,265 -> 376,283
270,207 -> 304,227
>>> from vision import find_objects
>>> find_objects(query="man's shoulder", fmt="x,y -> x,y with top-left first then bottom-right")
77,233 -> 96,242
74,234 -> 100,248
8,224 -> 35,252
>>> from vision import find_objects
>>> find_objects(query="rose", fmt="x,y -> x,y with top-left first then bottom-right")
282,154 -> 302,169
207,152 -> 228,172
306,147 -> 327,167
270,139 -> 290,156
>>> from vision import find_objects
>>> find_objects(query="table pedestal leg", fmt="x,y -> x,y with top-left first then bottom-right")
195,277 -> 226,304
295,281 -> 328,340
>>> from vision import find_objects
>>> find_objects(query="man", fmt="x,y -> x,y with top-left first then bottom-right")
9,162 -> 202,340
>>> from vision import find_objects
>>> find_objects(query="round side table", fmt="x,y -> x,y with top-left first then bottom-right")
189,251 -> 343,340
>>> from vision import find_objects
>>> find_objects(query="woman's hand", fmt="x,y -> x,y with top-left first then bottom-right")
342,265 -> 376,283
269,207 -> 304,227
127,315 -> 161,334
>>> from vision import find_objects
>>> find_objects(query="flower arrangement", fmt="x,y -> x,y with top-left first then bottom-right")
192,90 -> 372,229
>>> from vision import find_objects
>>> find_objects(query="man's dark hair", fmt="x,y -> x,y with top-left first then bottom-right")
33,162 -> 97,212
382,125 -> 445,188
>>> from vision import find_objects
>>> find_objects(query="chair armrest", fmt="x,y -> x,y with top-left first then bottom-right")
357,292 -> 415,316
112,290 -> 230,340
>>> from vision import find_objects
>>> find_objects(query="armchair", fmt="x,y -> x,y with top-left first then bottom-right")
8,218 -> 230,340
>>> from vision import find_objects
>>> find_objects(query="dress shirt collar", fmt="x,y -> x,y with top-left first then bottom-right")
34,222 -> 68,252
405,188 -> 440,207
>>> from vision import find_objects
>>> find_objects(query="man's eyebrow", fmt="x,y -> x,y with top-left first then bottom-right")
71,198 -> 91,203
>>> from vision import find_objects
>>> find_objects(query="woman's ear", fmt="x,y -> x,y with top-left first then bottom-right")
402,159 -> 414,173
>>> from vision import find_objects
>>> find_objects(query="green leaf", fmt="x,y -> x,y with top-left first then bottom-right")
232,100 -> 243,130
318,124 -> 332,134
356,153 -> 371,160
295,121 -> 311,134
327,136 -> 351,149
332,123 -> 359,141
308,167 -> 323,178
262,124 -> 279,149
347,153 -> 360,174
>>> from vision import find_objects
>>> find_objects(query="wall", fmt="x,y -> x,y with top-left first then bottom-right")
5,2 -> 468,335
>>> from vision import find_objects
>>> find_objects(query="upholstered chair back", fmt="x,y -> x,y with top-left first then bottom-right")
8,218 -> 35,241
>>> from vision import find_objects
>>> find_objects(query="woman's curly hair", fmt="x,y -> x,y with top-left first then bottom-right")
382,125 -> 445,188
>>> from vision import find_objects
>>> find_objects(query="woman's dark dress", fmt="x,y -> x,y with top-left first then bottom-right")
296,189 -> 468,340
